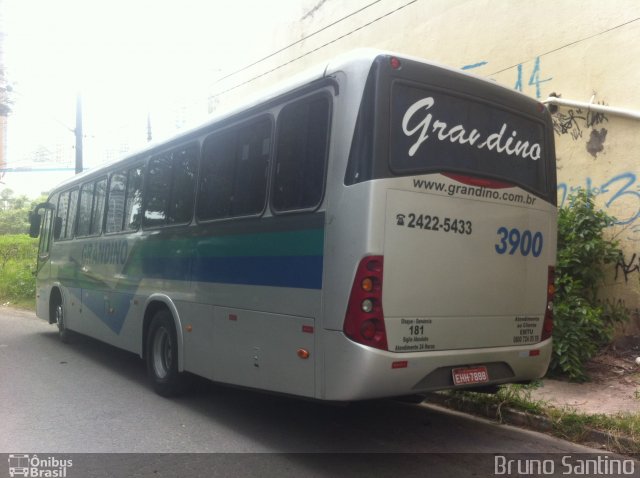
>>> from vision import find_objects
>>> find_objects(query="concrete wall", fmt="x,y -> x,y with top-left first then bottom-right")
209,0 -> 640,331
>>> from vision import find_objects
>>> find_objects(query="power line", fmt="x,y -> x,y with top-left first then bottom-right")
210,0 -> 418,99
211,0 -> 384,87
490,16 -> 640,75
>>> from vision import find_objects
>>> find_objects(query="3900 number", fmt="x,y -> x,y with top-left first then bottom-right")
495,227 -> 543,257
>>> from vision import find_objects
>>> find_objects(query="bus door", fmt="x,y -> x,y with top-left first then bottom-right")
30,202 -> 55,318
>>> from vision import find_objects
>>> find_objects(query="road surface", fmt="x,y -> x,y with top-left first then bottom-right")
0,307 -> 616,477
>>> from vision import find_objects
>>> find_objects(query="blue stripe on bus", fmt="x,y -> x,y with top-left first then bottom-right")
141,255 -> 324,290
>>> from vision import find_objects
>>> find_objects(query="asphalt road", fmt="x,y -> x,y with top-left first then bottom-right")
0,307 -> 613,477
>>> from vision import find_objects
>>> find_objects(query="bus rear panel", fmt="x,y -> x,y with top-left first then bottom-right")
322,54 -> 556,401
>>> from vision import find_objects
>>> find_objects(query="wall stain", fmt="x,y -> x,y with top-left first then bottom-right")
587,128 -> 608,158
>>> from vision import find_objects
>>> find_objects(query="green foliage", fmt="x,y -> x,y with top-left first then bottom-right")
550,190 -> 627,381
445,385 -> 640,454
0,188 -> 48,235
0,234 -> 38,307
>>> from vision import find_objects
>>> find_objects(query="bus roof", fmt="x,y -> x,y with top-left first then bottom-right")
48,48 -> 537,194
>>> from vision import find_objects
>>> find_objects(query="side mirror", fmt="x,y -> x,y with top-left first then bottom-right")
28,211 -> 42,238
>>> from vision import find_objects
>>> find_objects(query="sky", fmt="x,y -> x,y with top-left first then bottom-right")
1,0 -> 302,198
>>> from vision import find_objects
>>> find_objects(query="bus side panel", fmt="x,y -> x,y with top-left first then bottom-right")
179,301 -> 215,378
35,280 -> 52,322
210,306 -> 316,397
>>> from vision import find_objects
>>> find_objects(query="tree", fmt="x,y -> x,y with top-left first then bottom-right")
550,190 -> 628,381
0,189 -> 48,235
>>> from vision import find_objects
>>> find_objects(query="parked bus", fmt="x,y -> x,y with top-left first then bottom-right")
29,50 -> 557,401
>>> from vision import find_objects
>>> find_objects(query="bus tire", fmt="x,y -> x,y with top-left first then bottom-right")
52,295 -> 71,344
145,309 -> 189,397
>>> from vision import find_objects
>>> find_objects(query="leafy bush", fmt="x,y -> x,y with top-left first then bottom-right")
0,234 -> 38,307
550,190 -> 627,381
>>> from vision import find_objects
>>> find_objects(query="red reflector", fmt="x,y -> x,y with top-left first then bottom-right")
529,349 -> 541,357
443,173 -> 513,189
390,57 -> 401,70
302,325 -> 314,334
361,319 -> 377,340
392,361 -> 408,369
229,314 -> 237,321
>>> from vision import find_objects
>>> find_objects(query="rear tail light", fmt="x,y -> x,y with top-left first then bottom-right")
343,256 -> 388,351
541,266 -> 555,341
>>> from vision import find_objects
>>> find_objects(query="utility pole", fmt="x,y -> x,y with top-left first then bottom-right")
75,93 -> 83,174
147,111 -> 152,142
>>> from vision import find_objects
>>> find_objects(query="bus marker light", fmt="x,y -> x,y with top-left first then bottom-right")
361,277 -> 374,292
361,299 -> 374,313
297,348 -> 310,359
302,325 -> 314,334
390,57 -> 402,70
186,325 -> 193,333
392,361 -> 408,369
229,314 -> 238,321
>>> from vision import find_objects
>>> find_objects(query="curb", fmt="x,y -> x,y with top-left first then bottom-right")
423,392 -> 638,453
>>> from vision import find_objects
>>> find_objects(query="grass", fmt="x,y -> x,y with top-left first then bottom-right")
0,234 -> 38,310
439,384 -> 640,454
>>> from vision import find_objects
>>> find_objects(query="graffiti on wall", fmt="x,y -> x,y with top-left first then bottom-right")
616,252 -> 640,283
557,172 -> 640,230
463,57 -> 638,237
461,56 -> 552,99
462,57 -> 613,158
550,102 -> 610,158
551,105 -> 609,141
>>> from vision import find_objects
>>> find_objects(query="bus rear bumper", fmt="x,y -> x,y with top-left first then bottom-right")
322,331 -> 552,401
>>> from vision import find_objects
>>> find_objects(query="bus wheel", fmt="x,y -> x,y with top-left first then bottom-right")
54,300 -> 70,343
146,309 -> 189,397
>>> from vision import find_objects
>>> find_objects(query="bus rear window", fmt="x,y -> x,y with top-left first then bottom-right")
389,82 -> 547,195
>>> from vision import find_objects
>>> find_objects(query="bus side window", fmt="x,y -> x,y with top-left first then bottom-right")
144,144 -> 198,228
75,178 -> 107,237
66,189 -> 79,239
106,172 -> 127,233
55,192 -> 69,241
198,117 -> 271,221
170,146 -> 198,224
77,182 -> 95,237
90,178 -> 107,236
144,154 -> 171,227
272,95 -> 330,212
124,166 -> 143,230
55,188 -> 79,240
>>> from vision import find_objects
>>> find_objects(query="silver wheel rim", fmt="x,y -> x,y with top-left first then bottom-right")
152,326 -> 172,379
55,304 -> 64,332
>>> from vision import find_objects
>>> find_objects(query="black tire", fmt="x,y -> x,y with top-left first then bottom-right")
146,309 -> 190,397
53,298 -> 71,343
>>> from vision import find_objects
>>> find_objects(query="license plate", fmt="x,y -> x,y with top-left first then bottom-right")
452,366 -> 489,386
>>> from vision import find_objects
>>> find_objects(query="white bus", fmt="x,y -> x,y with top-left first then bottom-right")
29,50 -> 557,401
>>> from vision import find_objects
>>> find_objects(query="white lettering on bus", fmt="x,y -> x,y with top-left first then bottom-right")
81,240 -> 129,266
401,97 -> 541,161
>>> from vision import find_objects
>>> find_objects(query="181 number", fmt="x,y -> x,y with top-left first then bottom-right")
495,227 -> 543,257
